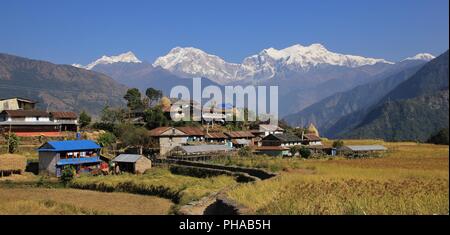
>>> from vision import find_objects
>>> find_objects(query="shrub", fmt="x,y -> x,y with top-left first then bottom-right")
427,128 -> 449,145
97,131 -> 117,147
238,146 -> 252,157
299,146 -> 311,159
332,139 -> 345,148
60,166 -> 75,186
78,111 -> 92,129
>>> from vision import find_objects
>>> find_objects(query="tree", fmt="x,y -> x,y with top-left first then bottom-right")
299,146 -> 311,159
332,139 -> 345,148
97,131 -> 117,147
78,111 -> 91,129
118,125 -> 152,148
5,133 -> 19,154
427,128 -> 449,145
145,88 -> 163,107
144,106 -> 170,129
124,88 -> 144,111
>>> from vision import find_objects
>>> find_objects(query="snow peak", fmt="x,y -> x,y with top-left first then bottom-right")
179,219 -> 214,232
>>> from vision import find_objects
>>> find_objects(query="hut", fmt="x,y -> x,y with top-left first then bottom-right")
112,154 -> 152,174
0,154 -> 27,177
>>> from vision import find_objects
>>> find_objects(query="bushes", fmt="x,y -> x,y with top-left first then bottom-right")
299,146 -> 311,159
60,166 -> 75,186
238,146 -> 252,157
427,128 -> 449,145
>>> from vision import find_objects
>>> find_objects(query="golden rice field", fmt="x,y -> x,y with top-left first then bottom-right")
225,140 -> 449,215
70,168 -> 237,205
0,187 -> 173,215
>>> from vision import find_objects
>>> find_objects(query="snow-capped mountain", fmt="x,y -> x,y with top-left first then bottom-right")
402,53 -> 435,62
153,47 -> 242,84
73,51 -> 142,70
153,43 -> 395,84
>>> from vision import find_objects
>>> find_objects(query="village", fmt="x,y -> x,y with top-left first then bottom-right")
0,93 -> 388,179
2,88 -> 447,216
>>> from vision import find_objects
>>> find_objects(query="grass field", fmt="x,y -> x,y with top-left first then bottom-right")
70,168 -> 237,205
0,187 -> 173,215
225,140 -> 449,215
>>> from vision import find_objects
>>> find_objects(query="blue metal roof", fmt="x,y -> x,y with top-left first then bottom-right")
57,156 -> 101,166
38,140 -> 101,152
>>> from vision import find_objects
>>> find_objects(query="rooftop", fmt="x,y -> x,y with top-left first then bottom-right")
38,140 -> 101,152
113,154 -> 145,163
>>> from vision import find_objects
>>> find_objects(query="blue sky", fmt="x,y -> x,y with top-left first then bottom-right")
0,0 -> 448,65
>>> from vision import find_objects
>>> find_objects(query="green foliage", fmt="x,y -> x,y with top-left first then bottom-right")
332,139 -> 345,148
238,146 -> 252,157
115,124 -> 151,147
5,133 -> 19,153
78,111 -> 92,129
97,132 -> 117,147
299,146 -> 311,159
427,128 -> 449,145
145,88 -> 163,106
124,88 -> 144,111
289,146 -> 301,156
144,106 -> 169,129
60,165 -> 75,186
100,106 -> 126,125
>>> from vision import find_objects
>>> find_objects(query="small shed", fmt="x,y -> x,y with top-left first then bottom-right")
112,154 -> 151,174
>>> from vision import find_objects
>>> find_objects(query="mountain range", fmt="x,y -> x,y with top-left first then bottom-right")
286,50 -> 449,141
73,44 -> 435,115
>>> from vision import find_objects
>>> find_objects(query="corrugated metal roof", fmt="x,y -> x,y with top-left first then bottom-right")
177,145 -> 230,154
225,131 -> 254,138
176,126 -> 204,136
268,133 -> 302,142
38,140 -> 101,152
232,139 -> 250,145
259,124 -> 284,132
343,145 -> 387,152
205,132 -> 228,139
113,154 -> 143,163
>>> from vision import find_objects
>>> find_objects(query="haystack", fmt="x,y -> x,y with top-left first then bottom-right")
0,154 -> 27,176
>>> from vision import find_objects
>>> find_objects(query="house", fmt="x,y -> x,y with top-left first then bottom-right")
205,132 -> 229,144
225,131 -> 255,148
149,126 -> 205,156
302,133 -> 322,146
337,145 -> 388,157
0,110 -> 79,136
0,97 -> 37,112
0,110 -> 59,133
50,111 -> 78,132
37,140 -> 102,176
261,133 -> 302,147
253,146 -> 289,157
169,144 -> 231,156
259,124 -> 284,137
112,154 -> 151,174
